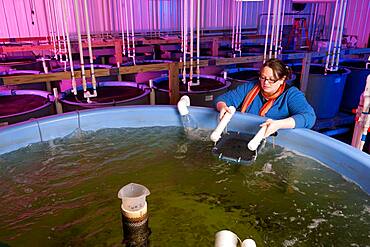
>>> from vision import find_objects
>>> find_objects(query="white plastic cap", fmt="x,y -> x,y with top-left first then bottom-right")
214,230 -> 238,247
241,239 -> 256,247
177,95 -> 191,116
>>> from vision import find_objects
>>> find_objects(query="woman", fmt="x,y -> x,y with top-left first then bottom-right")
215,58 -> 316,137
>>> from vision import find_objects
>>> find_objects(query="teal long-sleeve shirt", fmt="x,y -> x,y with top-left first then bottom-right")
214,82 -> 316,129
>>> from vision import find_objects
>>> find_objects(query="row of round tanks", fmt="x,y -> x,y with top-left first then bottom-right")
1,58 -> 369,126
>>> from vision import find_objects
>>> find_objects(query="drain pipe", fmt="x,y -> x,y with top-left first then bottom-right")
177,95 -> 191,116
196,0 -> 201,85
61,0 -> 77,95
248,125 -> 267,151
73,0 -> 89,101
210,106 -> 236,143
83,0 -> 98,100
118,183 -> 151,247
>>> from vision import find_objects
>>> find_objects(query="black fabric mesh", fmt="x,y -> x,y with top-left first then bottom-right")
212,131 -> 259,164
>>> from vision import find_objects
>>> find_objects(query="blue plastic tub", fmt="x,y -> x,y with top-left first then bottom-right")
339,59 -> 370,111
290,64 -> 350,119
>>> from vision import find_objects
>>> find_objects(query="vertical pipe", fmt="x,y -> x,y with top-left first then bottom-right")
182,0 -> 188,85
83,0 -> 97,94
274,0 -> 282,57
129,0 -> 136,64
189,0 -> 194,84
278,0 -> 285,55
46,0 -> 57,59
231,0 -> 236,50
263,0 -> 272,63
325,0 -> 339,72
61,0 -> 77,95
269,0 -> 278,59
119,0 -> 126,58
330,0 -> 344,70
196,0 -> 200,83
335,0 -> 348,70
73,0 -> 88,95
124,0 -> 131,60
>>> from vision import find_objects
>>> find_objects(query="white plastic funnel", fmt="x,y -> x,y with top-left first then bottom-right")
118,183 -> 150,212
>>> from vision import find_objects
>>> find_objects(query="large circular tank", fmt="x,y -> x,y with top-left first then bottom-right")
152,74 -> 230,107
225,67 -> 297,90
0,106 -> 369,245
339,59 -> 370,111
120,60 -> 172,84
0,70 -> 47,90
290,64 -> 350,119
0,89 -> 54,125
60,81 -> 151,112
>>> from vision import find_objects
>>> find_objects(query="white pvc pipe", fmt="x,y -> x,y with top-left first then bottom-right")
129,0 -> 136,65
57,0 -> 68,64
231,0 -> 236,50
183,0 -> 188,86
269,0 -> 278,59
124,0 -> 131,61
210,106 -> 236,143
83,0 -> 97,95
61,0 -> 77,95
352,75 -> 370,150
119,0 -> 126,57
335,0 -> 348,70
189,0 -> 194,84
325,0 -> 339,72
238,1 -> 243,56
177,95 -> 191,116
73,0 -> 88,95
51,0 -> 62,62
263,0 -> 272,62
45,0 -> 57,59
278,0 -> 286,55
274,0 -> 282,57
248,125 -> 267,151
196,0 -> 200,84
330,0 -> 344,70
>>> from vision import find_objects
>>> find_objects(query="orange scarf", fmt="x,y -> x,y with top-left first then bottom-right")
240,83 -> 286,116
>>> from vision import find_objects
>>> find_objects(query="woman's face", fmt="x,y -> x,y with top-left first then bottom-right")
259,66 -> 285,96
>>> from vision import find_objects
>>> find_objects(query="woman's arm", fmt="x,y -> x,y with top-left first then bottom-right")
286,87 -> 316,128
260,117 -> 296,137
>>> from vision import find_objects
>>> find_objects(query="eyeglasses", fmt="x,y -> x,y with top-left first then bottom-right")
258,76 -> 280,84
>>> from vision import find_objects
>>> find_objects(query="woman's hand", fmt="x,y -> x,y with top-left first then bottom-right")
260,117 -> 296,137
216,102 -> 233,120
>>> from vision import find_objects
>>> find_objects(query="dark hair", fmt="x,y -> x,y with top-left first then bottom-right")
261,58 -> 292,81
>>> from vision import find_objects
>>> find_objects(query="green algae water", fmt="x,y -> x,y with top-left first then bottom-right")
0,127 -> 369,246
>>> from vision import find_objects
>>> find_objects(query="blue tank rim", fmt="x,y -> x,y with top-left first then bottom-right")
152,74 -> 231,94
120,60 -> 173,67
60,81 -> 151,107
0,105 -> 369,194
0,89 -> 54,119
0,70 -> 41,76
339,58 -> 370,70
288,63 -> 351,76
